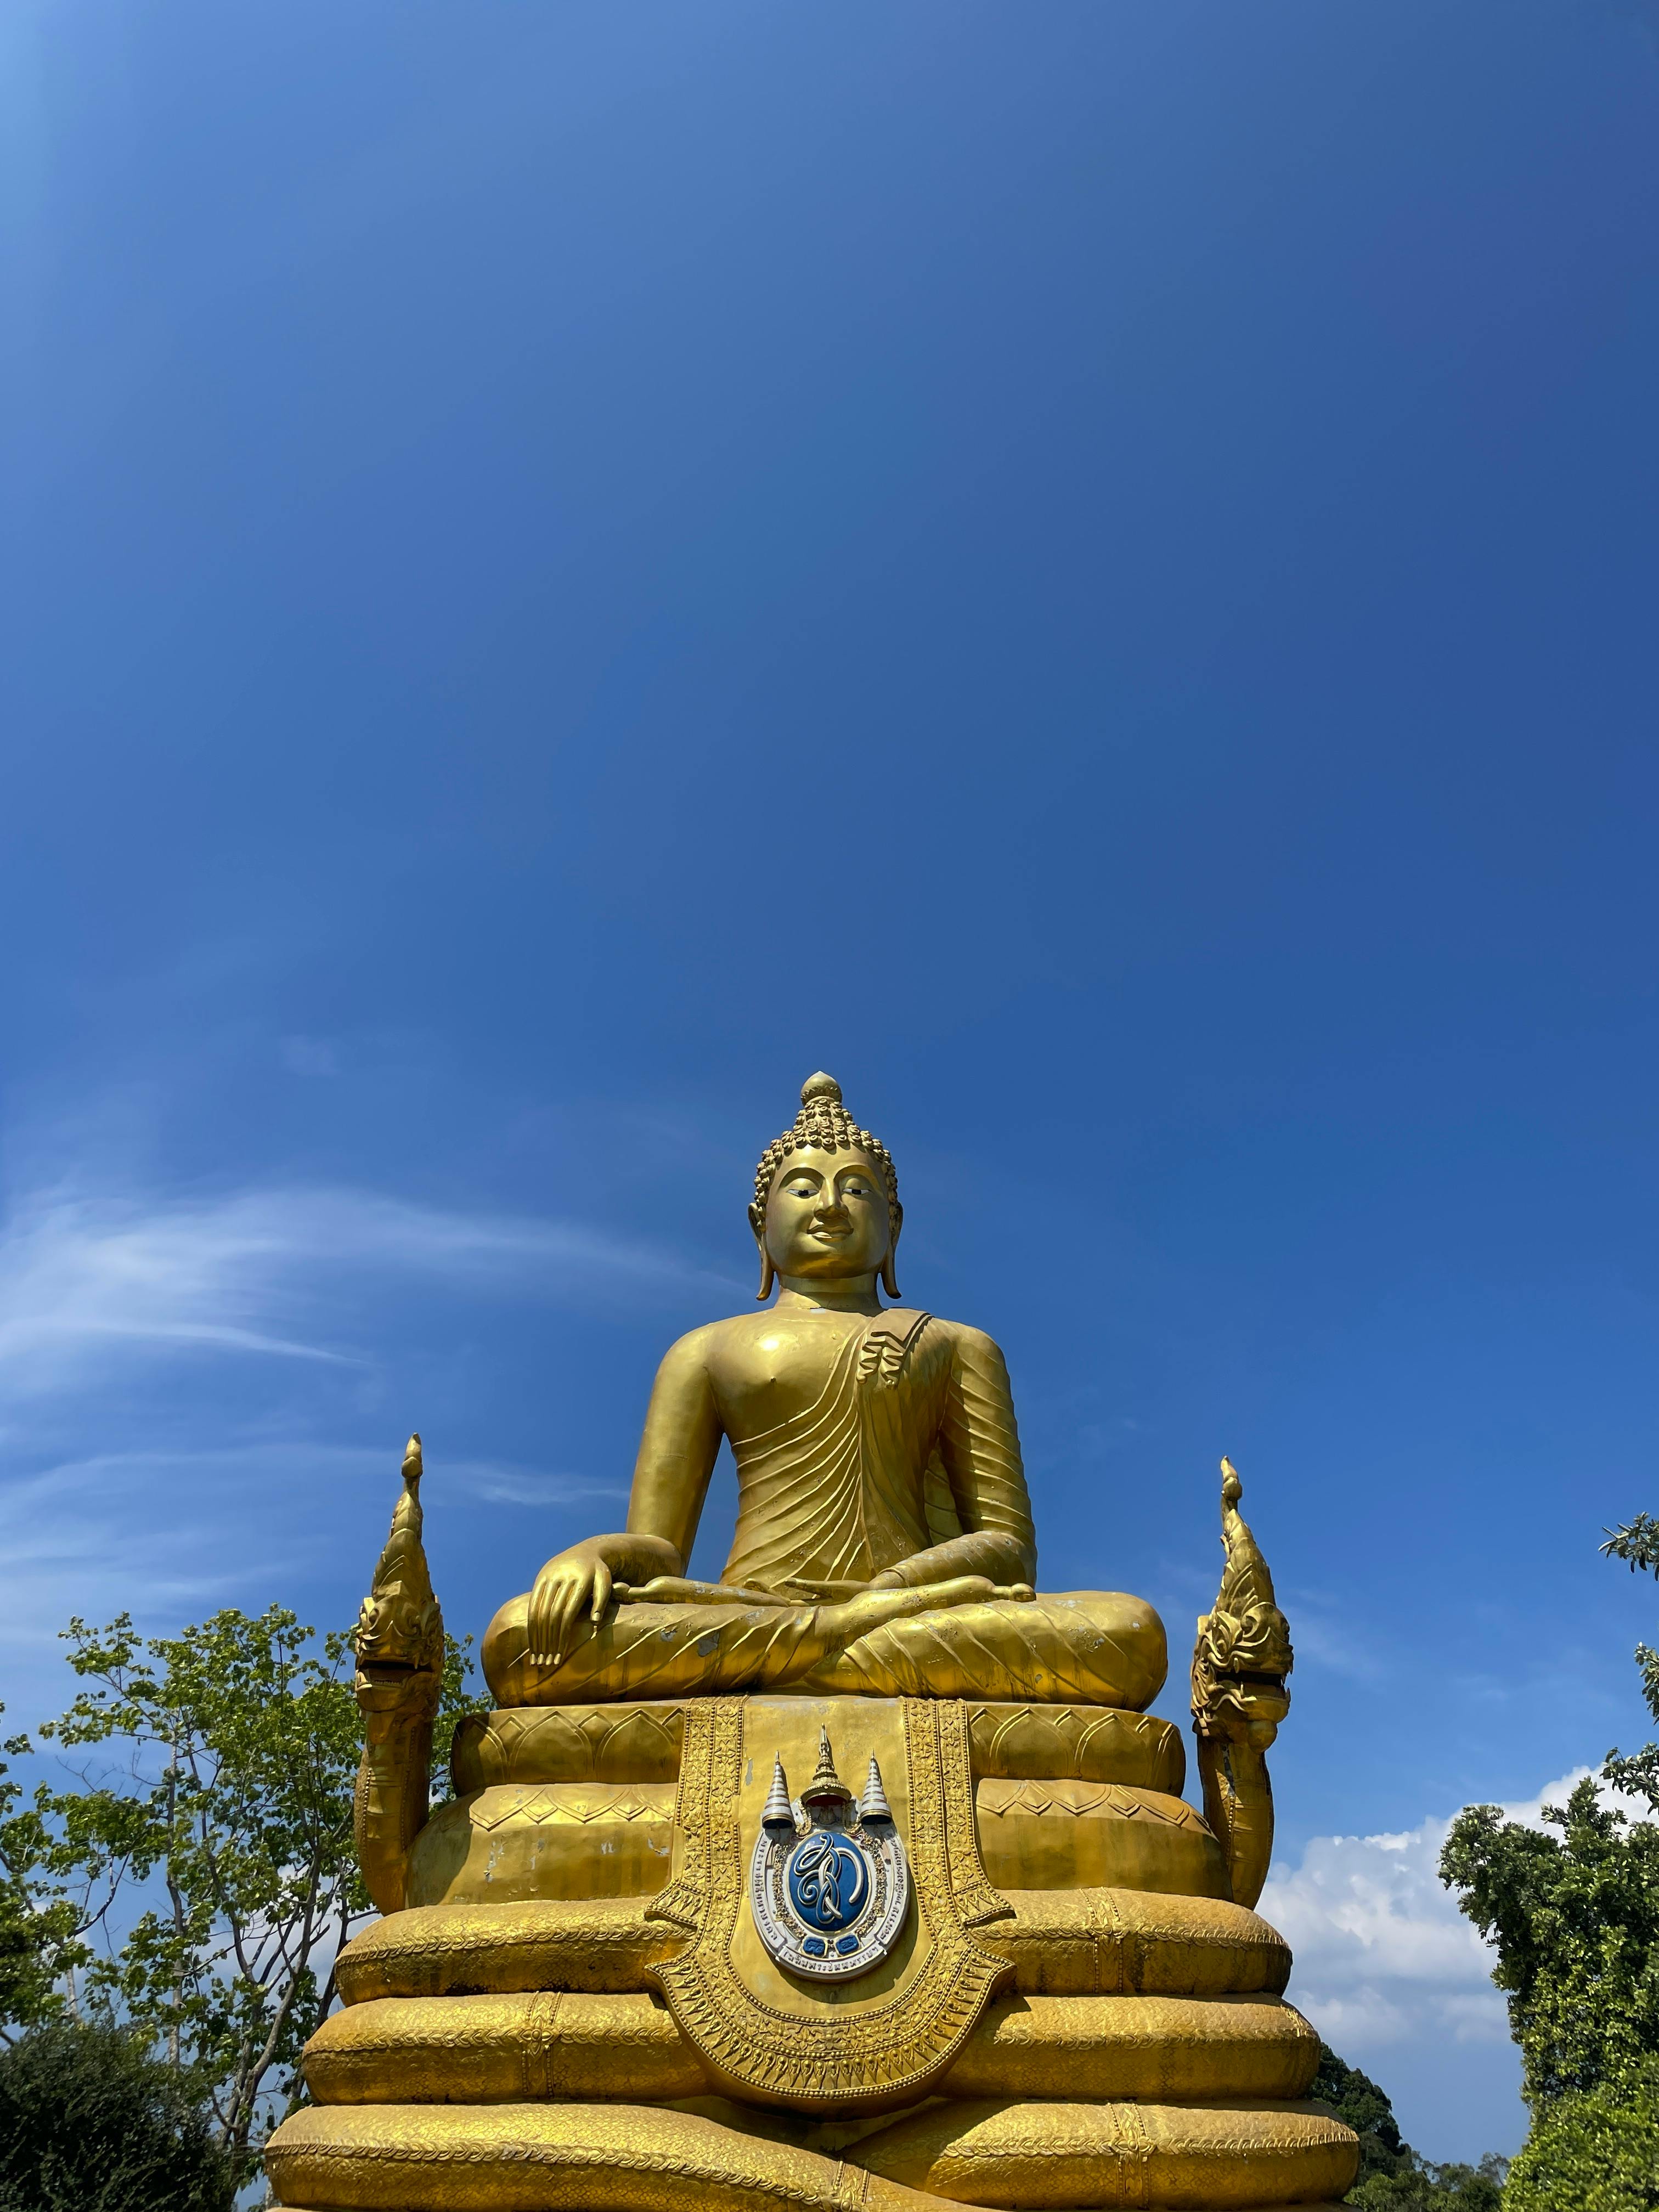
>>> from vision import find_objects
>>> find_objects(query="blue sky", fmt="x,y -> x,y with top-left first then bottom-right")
5,0 -> 1659,2163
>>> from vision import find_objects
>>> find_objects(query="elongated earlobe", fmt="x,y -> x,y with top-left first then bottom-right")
881,1252 -> 901,1300
755,1245 -> 776,1302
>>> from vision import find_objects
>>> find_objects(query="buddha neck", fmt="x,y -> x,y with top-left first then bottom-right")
772,1278 -> 884,1316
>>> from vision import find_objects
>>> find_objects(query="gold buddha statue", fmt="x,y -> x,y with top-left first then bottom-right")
265,1072 -> 1354,2212
484,1073 -> 1166,1713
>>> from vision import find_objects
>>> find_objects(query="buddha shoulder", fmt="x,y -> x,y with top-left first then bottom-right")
652,1309 -> 1011,1389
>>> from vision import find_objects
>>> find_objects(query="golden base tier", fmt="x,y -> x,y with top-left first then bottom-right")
268,1689 -> 1355,2211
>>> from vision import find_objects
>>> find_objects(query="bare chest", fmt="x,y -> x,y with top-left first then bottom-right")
704,1314 -> 871,1441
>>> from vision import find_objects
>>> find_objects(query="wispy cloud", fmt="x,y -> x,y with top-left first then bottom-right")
0,1173 -> 696,1718
0,1437 -> 628,1733
0,1444 -> 383,1644
456,1463 -> 627,1509
0,1180 -> 742,1407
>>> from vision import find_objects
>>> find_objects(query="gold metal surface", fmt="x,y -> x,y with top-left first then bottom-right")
940,1993 -> 1320,2102
264,2102 -> 947,2211
405,1784 -> 676,1908
304,1991 -> 705,2105
974,1780 -> 1229,1898
849,2097 -> 1359,2208
1190,1463 -> 1294,1912
332,1881 -> 1291,2008
982,1887 -> 1292,1998
313,1074 -> 1338,2212
334,1898 -> 684,2005
967,1705 -> 1184,1793
451,1704 -> 685,1793
493,1076 -> 1168,1713
646,1695 -> 1013,2113
353,1437 -> 443,1916
303,1987 -> 1317,2109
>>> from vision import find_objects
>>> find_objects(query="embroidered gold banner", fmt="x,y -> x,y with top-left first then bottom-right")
646,1694 -> 1012,2112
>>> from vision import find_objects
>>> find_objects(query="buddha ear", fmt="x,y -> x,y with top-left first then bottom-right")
881,1203 -> 902,1302
750,1204 -> 775,1302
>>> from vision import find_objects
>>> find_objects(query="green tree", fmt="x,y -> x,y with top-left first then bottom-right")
0,2018 -> 236,2212
1435,1506 -> 1659,2207
1600,1510 -> 1659,1818
7,1606 -> 482,2185
1440,1509 -> 1659,2117
0,1716 -> 99,2037
1310,2042 -> 1415,2187
1440,1778 -> 1659,2106
1500,2059 -> 1659,2212
1348,2159 -> 1509,2211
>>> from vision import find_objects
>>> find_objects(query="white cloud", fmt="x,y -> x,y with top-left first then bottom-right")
1267,1768 -> 1646,2057
0,1180 -> 743,1406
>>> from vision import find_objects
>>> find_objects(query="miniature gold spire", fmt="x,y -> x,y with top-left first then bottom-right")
761,1756 -> 795,1831
859,1756 -> 891,1822
799,1726 -> 854,1813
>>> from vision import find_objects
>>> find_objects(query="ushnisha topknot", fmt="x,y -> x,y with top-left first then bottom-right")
749,1073 -> 901,1240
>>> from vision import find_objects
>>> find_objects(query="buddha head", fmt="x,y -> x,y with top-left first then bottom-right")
750,1073 -> 902,1302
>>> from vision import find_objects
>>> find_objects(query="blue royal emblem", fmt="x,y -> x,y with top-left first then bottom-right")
787,1830 -> 870,1932
748,1729 -> 910,1982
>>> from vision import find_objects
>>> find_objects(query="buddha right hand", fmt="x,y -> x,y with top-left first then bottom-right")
527,1532 -> 681,1668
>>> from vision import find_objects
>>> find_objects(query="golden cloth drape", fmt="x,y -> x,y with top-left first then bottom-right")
483,1310 -> 1166,1710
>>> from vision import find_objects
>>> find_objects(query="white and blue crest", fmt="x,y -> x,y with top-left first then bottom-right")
748,1730 -> 910,1982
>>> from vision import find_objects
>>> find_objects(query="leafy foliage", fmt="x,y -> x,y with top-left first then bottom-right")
1602,1515 -> 1659,1579
1311,2042 -> 1414,2185
1430,1503 -> 1659,2204
1440,1778 -> 1659,2107
0,2018 -> 236,2212
1440,1508 -> 1659,2119
1600,1515 -> 1659,1813
0,1718 -> 98,2036
1500,2058 -> 1659,2212
1348,2159 -> 1509,2210
0,1606 -> 484,2185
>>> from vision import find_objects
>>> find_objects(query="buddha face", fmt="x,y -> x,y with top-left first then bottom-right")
762,1146 -> 893,1283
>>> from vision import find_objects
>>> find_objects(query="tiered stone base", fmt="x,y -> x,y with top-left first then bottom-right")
266,1698 -> 1356,2210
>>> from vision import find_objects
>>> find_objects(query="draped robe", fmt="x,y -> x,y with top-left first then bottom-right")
484,1310 -> 1165,1710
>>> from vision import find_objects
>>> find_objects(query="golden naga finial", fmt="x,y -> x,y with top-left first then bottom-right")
353,1432 -> 444,1915
1190,1457 -> 1294,1910
357,1435 -> 441,1662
